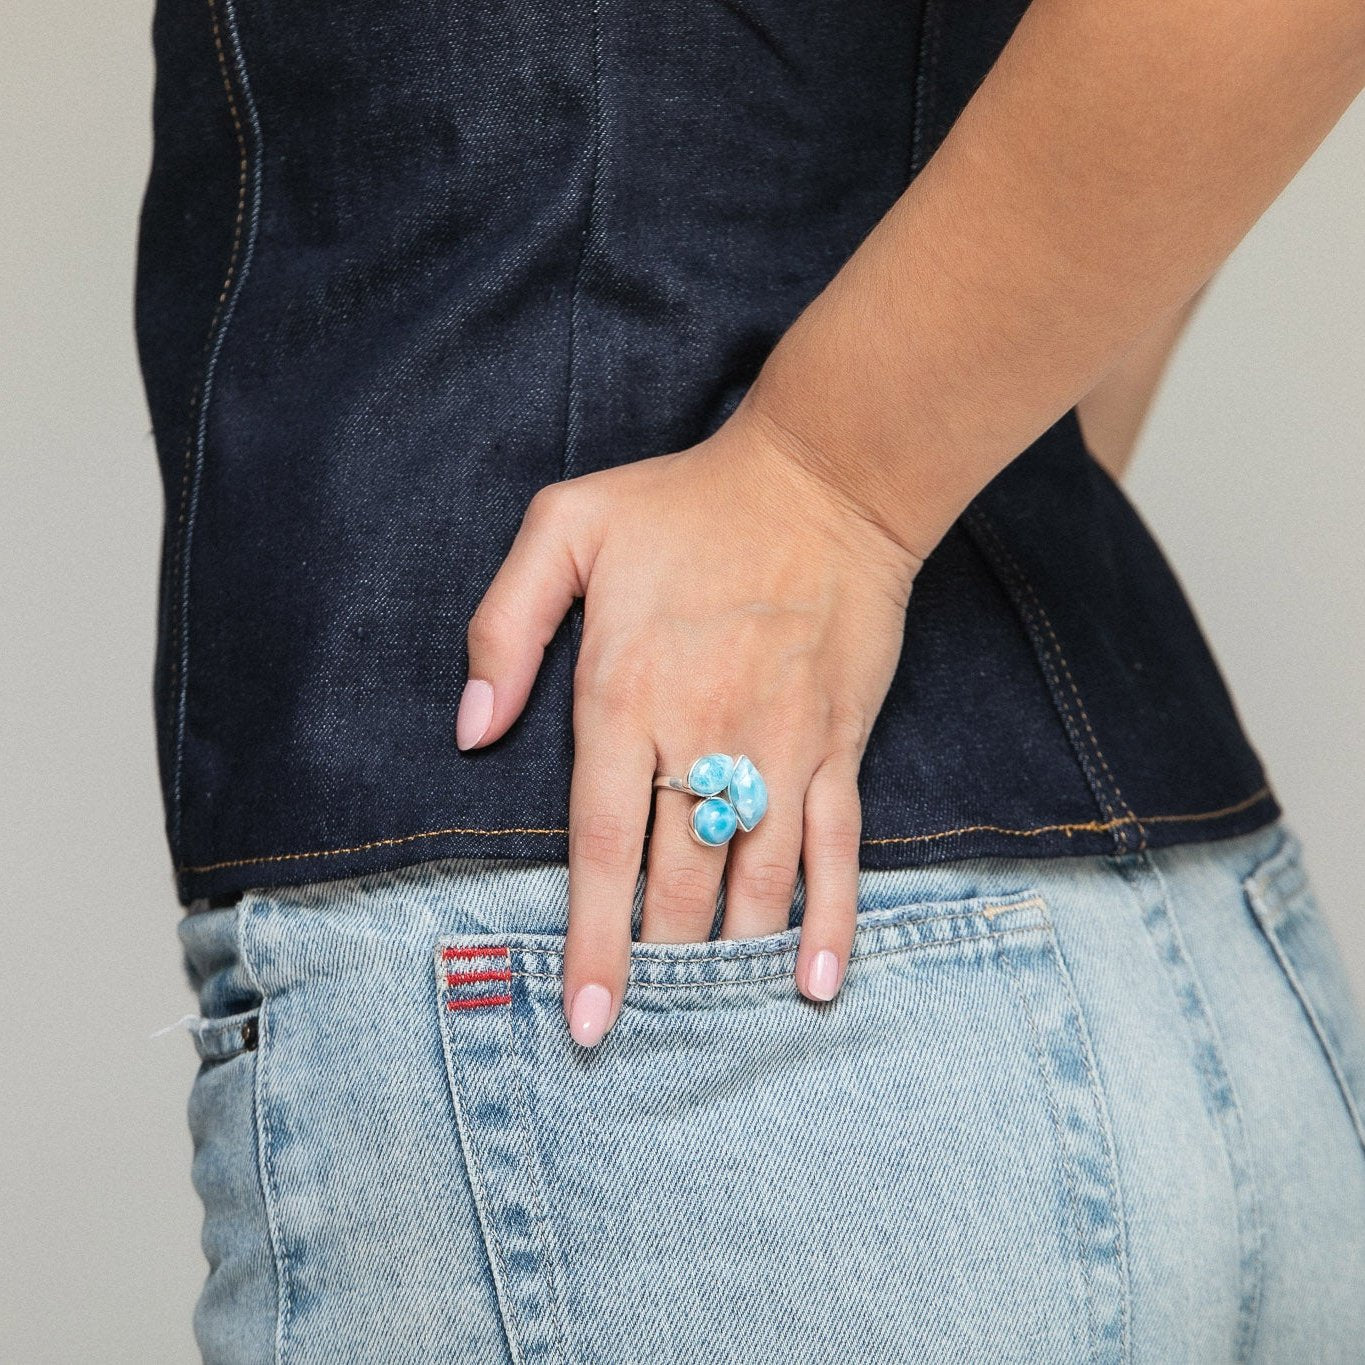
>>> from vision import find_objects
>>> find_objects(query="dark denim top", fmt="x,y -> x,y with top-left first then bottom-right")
136,0 -> 1278,907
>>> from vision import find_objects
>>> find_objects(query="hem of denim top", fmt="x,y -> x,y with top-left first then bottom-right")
182,785 -> 1282,916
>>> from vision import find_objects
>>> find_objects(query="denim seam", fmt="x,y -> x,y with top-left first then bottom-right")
557,0 -> 604,487
235,903 -> 289,1365
1042,921 -> 1134,1360
1137,851 -> 1265,1361
437,1027 -> 526,1364
491,900 -> 1045,967
908,0 -> 941,177
964,508 -> 1144,852
1243,858 -> 1365,1151
505,1005 -> 574,1363
169,0 -> 264,859
991,940 -> 1100,1362
965,508 -> 1127,832
1242,827 -> 1306,909
437,967 -> 569,1363
173,784 -> 1274,876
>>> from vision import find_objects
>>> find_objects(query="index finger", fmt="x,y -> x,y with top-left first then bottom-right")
561,704 -> 655,1049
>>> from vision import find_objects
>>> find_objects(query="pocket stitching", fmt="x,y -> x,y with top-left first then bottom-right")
991,920 -> 1132,1359
434,893 -> 1051,998
437,973 -> 571,1363
437,894 -> 1047,965
991,940 -> 1101,1362
504,924 -> 1049,994
1243,845 -> 1365,1152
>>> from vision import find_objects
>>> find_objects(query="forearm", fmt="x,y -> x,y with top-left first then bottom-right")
743,0 -> 1365,559
1077,287 -> 1207,479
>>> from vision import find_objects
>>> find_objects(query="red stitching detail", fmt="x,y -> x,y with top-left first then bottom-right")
440,947 -> 512,1008
446,969 -> 512,986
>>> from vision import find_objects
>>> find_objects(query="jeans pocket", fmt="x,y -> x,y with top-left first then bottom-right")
433,889 -> 1131,1364
1244,832 -> 1365,1153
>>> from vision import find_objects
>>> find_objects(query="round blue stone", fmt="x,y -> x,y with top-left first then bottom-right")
691,796 -> 738,846
728,755 -> 768,831
687,753 -> 735,797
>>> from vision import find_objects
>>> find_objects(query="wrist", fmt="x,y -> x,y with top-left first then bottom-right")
736,354 -> 946,570
725,385 -> 926,585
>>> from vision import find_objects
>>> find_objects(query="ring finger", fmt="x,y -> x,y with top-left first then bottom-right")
640,743 -> 729,944
641,742 -> 737,944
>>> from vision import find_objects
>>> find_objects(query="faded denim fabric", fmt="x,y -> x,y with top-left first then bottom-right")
137,0 -> 1279,908
180,820 -> 1365,1362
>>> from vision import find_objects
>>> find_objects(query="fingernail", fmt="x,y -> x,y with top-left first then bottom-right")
568,983 -> 613,1048
455,678 -> 494,749
807,949 -> 841,1001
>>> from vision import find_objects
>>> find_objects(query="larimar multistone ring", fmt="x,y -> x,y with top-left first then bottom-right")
653,753 -> 769,847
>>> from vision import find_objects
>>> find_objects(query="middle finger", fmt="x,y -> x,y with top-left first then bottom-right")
719,756 -> 804,941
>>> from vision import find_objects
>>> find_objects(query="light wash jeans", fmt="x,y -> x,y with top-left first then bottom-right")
179,819 -> 1365,1363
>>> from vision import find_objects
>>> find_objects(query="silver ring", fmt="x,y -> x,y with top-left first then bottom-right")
653,752 -> 768,847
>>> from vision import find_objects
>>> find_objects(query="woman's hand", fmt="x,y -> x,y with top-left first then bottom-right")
451,0 -> 1365,1053
456,396 -> 923,1047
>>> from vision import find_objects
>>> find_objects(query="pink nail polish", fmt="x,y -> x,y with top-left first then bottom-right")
568,983 -> 613,1048
455,678 -> 494,749
807,949 -> 840,1001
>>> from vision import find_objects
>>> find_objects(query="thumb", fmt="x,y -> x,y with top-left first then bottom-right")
457,484 -> 593,750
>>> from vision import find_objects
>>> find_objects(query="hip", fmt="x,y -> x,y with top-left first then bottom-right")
179,817 -> 1365,1363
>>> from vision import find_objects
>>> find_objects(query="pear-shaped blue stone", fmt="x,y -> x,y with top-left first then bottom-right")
728,755 -> 768,831
687,753 -> 735,797
691,796 -> 738,846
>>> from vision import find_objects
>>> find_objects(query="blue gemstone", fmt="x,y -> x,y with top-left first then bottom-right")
687,753 -> 735,797
691,796 -> 738,846
728,755 -> 768,831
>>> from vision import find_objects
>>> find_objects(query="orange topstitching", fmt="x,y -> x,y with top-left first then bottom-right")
178,784 -> 1274,876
